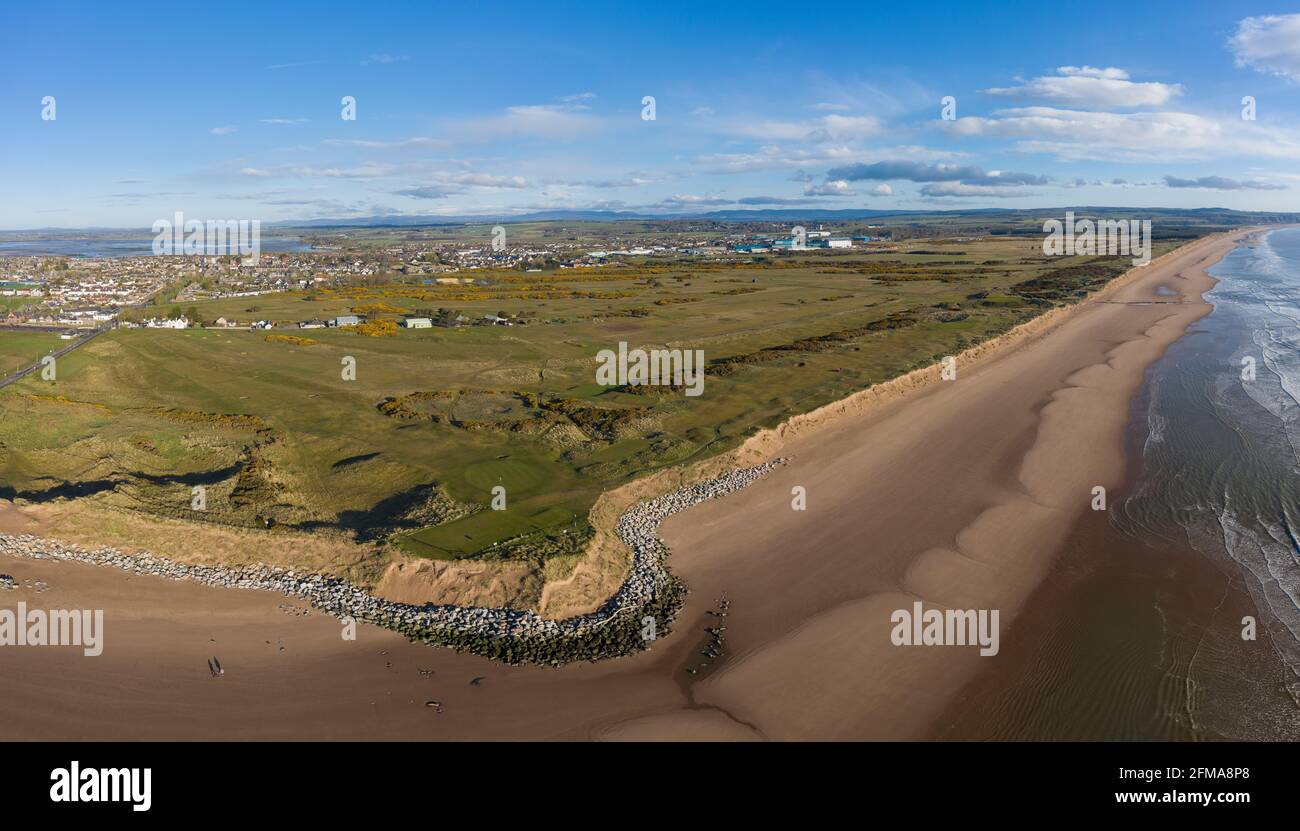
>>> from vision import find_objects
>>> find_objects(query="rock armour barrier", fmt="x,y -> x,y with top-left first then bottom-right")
0,459 -> 783,665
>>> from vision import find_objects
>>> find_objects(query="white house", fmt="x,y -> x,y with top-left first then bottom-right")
401,317 -> 433,329
145,316 -> 190,329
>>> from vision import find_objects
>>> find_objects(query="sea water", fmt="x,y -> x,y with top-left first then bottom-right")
1116,228 -> 1300,703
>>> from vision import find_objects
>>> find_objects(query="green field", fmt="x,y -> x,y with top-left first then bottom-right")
0,330 -> 64,376
0,234 -> 1182,580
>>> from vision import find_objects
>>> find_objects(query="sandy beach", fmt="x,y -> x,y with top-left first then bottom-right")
0,230 -> 1259,740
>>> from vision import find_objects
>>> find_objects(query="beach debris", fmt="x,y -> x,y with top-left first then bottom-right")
0,574 -> 14,590
688,596 -> 732,674
207,657 -> 224,677
424,700 -> 443,712
417,668 -> 434,678
470,676 -> 485,686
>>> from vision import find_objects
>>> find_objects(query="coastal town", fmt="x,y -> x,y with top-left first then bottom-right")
0,224 -> 893,334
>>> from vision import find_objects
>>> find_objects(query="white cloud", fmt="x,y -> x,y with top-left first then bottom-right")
323,136 -> 446,149
869,184 -> 892,196
566,176 -> 657,188
443,172 -> 528,188
660,194 -> 733,206
449,104 -> 603,141
983,66 -> 1182,108
945,106 -> 1300,161
724,113 -> 884,142
1057,66 -> 1131,80
290,162 -> 396,179
240,167 -> 272,177
393,170 -> 532,199
803,179 -> 855,197
1229,14 -> 1300,82
210,125 -> 237,135
815,114 -> 886,140
919,182 -> 1037,198
695,143 -> 957,175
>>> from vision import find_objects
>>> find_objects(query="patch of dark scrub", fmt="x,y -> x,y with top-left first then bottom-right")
0,478 -> 119,502
375,390 -> 649,444
227,449 -> 283,512
1012,259 -> 1128,304
331,452 -> 381,469
132,462 -> 244,486
618,382 -> 684,396
708,311 -> 919,376
294,481 -> 478,543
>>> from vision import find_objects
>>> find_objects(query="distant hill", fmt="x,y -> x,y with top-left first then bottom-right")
5,207 -> 1297,237
267,206 -> 1300,229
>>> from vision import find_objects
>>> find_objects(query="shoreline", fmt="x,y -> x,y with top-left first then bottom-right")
645,228 -> 1256,739
932,359 -> 1300,740
0,229 -> 1265,740
932,227 -> 1300,739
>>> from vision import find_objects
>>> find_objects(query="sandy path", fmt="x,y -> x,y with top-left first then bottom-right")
0,232 -> 1248,740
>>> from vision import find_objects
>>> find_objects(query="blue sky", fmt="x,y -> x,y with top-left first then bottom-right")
4,0 -> 1300,229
